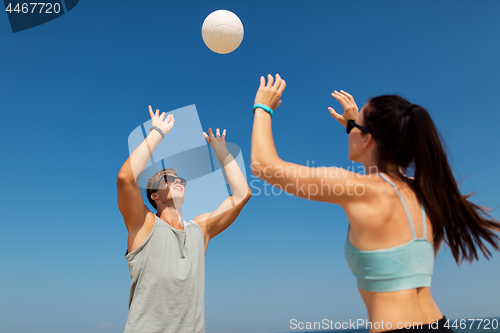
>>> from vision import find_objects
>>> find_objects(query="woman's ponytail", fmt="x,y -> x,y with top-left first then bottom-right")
365,96 -> 500,264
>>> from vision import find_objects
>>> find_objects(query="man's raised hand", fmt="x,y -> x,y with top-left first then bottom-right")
203,127 -> 227,152
149,105 -> 175,135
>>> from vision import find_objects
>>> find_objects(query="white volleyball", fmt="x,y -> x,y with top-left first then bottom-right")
201,10 -> 244,54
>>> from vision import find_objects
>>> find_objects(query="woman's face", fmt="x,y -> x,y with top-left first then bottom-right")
347,104 -> 368,162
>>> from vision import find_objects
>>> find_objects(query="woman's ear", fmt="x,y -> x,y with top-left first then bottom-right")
361,133 -> 374,149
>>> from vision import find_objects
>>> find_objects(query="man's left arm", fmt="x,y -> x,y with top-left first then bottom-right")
194,128 -> 251,241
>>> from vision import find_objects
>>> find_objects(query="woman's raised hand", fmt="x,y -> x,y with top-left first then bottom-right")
149,105 -> 175,135
328,90 -> 359,128
254,74 -> 286,111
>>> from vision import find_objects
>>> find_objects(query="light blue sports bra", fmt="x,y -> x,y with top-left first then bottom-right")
344,173 -> 434,292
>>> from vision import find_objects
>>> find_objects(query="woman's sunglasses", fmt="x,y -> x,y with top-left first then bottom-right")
346,119 -> 371,134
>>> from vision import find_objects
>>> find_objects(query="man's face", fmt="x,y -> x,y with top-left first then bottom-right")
164,175 -> 186,195
154,174 -> 186,204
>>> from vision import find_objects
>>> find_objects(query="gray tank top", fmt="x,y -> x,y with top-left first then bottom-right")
124,215 -> 205,333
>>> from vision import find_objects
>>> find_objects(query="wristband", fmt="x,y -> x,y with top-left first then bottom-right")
253,103 -> 273,118
150,126 -> 165,139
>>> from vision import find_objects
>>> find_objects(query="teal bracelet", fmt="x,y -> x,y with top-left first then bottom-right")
253,103 -> 273,117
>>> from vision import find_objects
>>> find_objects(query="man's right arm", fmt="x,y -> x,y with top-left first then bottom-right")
116,106 -> 175,232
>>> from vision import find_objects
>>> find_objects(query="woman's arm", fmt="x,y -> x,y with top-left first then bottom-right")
250,75 -> 368,206
250,74 -> 285,169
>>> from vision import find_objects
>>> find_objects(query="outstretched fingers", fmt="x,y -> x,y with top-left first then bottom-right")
259,76 -> 266,88
255,74 -> 286,111
340,90 -> 355,103
276,76 -> 286,94
203,127 -> 226,142
273,74 -> 284,91
332,90 -> 349,107
266,74 -> 274,87
328,107 -> 343,121
149,105 -> 166,120
164,114 -> 174,124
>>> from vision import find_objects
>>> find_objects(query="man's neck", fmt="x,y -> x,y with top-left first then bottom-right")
156,206 -> 184,230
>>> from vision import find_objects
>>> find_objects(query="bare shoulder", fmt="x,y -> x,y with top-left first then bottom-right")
192,212 -> 213,222
342,173 -> 396,226
192,212 -> 212,234
341,172 -> 388,204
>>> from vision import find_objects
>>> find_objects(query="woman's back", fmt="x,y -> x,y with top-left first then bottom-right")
346,173 -> 432,251
345,173 -> 442,331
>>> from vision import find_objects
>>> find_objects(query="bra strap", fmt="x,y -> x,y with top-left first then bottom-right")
376,173 -> 417,239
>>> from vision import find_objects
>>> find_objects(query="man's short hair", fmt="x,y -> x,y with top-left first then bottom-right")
146,168 -> 178,210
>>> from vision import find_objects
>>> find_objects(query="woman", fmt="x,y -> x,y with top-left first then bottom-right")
250,74 -> 500,332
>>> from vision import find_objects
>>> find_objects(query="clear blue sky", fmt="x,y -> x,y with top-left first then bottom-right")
1,1 -> 499,333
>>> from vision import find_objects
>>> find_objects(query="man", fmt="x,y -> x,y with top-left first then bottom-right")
117,106 -> 251,332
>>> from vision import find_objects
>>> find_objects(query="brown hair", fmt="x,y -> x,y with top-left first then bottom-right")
364,95 -> 500,264
146,168 -> 178,210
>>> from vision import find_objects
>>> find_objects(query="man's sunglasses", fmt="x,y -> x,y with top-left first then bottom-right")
346,119 -> 371,134
154,175 -> 187,192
